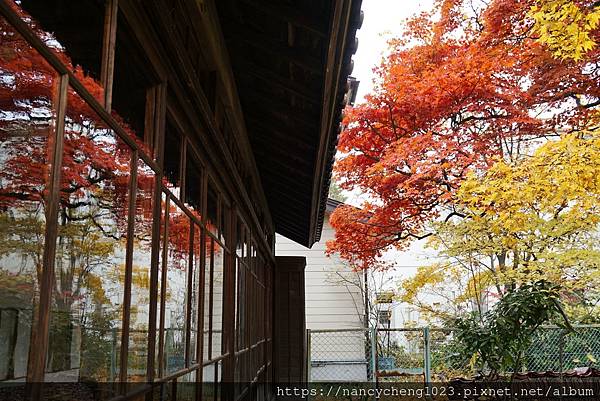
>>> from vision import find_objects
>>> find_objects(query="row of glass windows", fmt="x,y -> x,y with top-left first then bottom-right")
0,2 -> 273,400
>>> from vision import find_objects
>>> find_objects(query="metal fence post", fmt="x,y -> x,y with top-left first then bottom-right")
423,327 -> 431,386
370,327 -> 377,383
110,327 -> 117,382
306,329 -> 312,383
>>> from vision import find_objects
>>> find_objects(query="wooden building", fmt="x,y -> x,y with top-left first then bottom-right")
0,0 -> 362,400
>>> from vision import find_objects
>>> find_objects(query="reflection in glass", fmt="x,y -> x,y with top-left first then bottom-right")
236,261 -> 244,352
18,0 -> 105,82
156,193 -> 167,378
10,2 -> 106,104
47,87 -> 131,393
212,242 -> 224,358
206,183 -> 218,236
190,225 -> 202,363
0,15 -> 57,381
203,236 -> 212,362
112,11 -> 158,153
127,159 -> 155,383
163,202 -> 188,375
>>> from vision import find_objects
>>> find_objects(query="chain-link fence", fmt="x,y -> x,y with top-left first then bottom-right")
307,325 -> 600,383
308,329 -> 374,382
376,328 -> 424,382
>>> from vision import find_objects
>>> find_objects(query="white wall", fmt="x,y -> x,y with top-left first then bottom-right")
275,214 -> 365,330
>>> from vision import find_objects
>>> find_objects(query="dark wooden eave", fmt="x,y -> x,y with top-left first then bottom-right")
325,197 -> 344,214
217,0 -> 363,247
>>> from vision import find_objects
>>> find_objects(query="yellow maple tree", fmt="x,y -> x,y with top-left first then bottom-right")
530,0 -> 600,60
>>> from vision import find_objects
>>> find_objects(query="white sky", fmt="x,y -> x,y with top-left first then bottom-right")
352,0 -> 435,103
343,0 -> 438,287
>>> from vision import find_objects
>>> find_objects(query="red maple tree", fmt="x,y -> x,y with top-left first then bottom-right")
327,0 -> 600,269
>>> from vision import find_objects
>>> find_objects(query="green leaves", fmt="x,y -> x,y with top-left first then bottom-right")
452,281 -> 571,376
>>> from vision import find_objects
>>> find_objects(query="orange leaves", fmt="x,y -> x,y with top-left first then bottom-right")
328,0 -> 600,269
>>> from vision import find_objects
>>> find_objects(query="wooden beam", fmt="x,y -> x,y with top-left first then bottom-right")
269,210 -> 310,238
241,97 -> 319,134
239,0 -> 329,38
236,79 -> 321,121
245,115 -> 317,143
232,60 -> 320,104
252,142 -> 314,171
245,123 -> 314,156
222,24 -> 323,74
308,0 -> 355,247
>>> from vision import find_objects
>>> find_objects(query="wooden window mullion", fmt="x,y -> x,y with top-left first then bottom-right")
118,149 -> 138,390
158,195 -> 170,378
26,73 -> 68,391
146,172 -> 163,382
101,0 -> 118,110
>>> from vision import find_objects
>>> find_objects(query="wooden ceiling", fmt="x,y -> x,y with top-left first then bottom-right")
217,0 -> 362,247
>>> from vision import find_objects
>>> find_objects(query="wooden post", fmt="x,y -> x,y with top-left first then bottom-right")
273,256 -> 307,384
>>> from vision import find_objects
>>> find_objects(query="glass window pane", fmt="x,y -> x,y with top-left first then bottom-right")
47,87 -> 131,395
235,221 -> 243,258
163,203 -> 188,375
236,262 -> 245,352
0,15 -> 57,381
127,159 -> 155,384
18,0 -> 105,82
203,236 -> 212,362
155,192 -> 167,378
219,202 -> 226,243
206,183 -> 218,236
211,242 -> 224,358
112,11 -> 158,152
184,151 -> 203,214
163,121 -> 182,197
12,1 -> 105,104
190,224 -> 201,363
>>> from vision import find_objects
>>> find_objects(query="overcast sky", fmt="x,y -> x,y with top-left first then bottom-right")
352,0 -> 434,103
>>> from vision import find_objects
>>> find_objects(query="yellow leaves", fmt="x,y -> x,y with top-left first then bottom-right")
529,0 -> 600,61
83,272 -> 109,305
456,127 -> 600,243
131,264 -> 150,289
399,263 -> 447,303
457,270 -> 495,303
